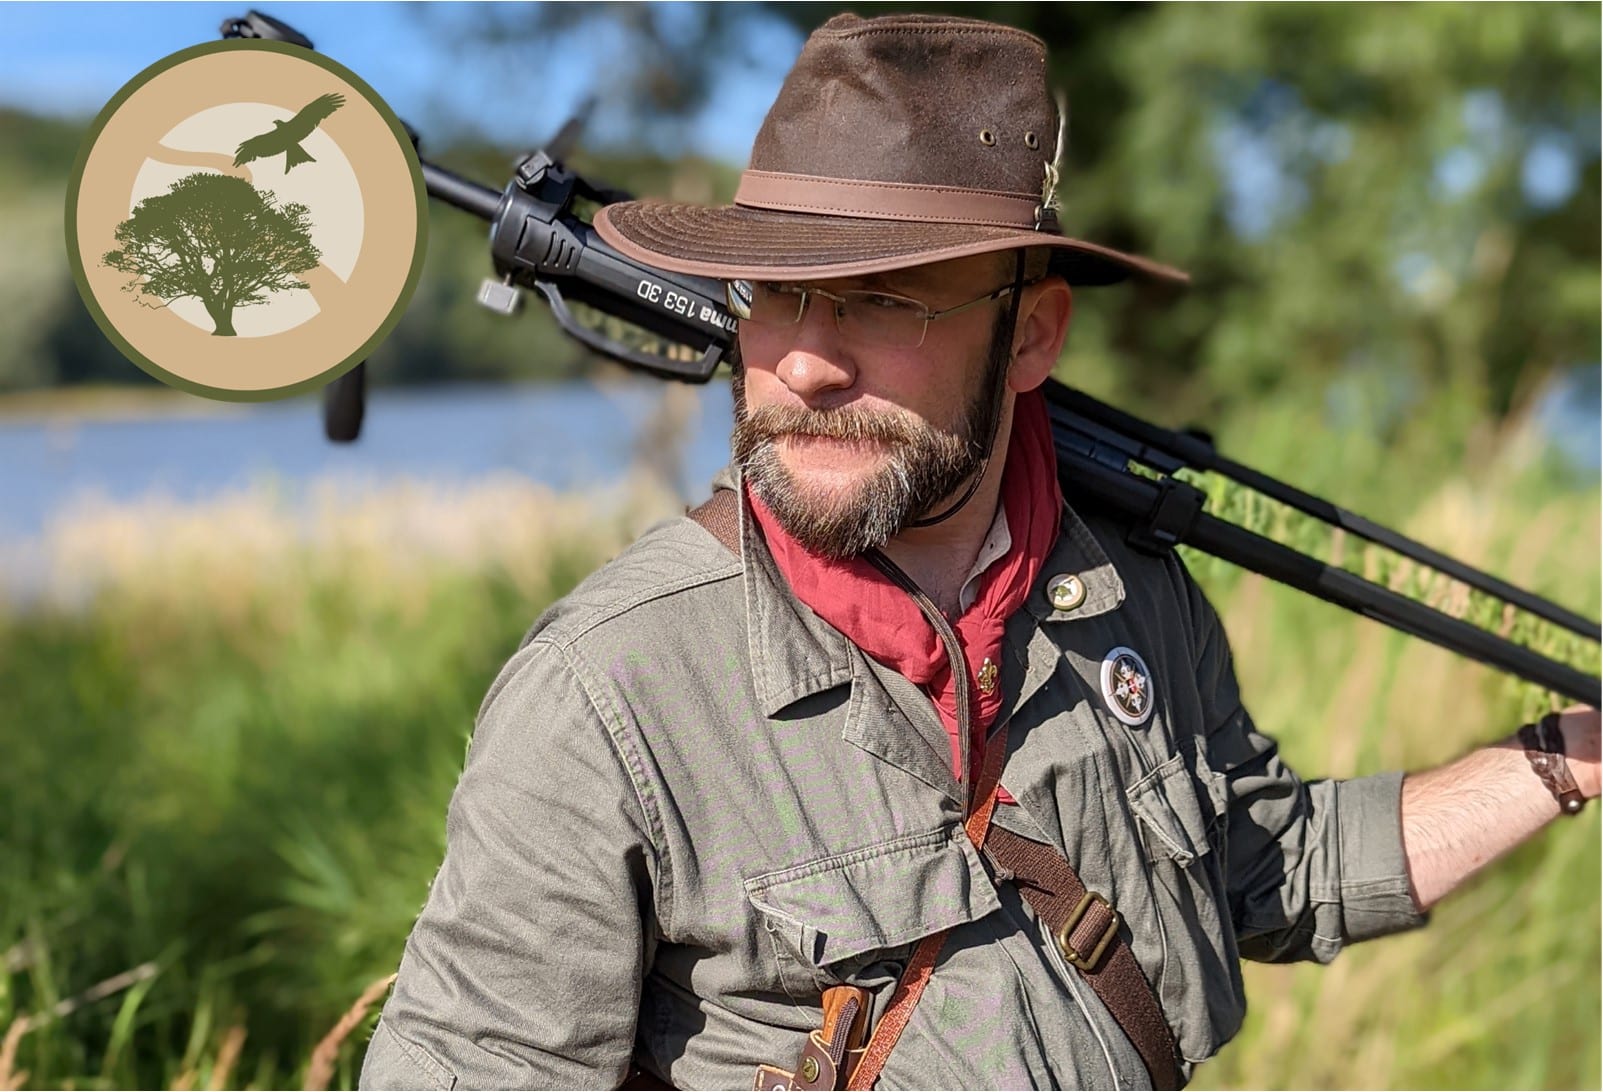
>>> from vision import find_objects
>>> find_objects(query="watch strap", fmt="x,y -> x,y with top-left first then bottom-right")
1519,712 -> 1586,817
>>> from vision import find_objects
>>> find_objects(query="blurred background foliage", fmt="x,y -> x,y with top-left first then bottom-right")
5,4 -> 1599,457
0,2 -> 1598,1089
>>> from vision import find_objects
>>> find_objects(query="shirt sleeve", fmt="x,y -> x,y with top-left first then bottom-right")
1179,562 -> 1428,964
360,637 -> 662,1089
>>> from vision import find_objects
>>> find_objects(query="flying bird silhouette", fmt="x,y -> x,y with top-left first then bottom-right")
233,93 -> 345,171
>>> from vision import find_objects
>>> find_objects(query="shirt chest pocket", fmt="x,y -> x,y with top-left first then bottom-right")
743,827 -> 1002,1003
1123,744 -> 1242,1062
1125,745 -> 1228,869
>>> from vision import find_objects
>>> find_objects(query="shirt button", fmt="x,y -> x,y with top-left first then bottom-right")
1047,573 -> 1086,611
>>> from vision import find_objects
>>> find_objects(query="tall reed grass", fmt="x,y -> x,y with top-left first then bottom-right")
1183,456 -> 1600,1089
0,428 -> 1595,1088
0,473 -> 681,1089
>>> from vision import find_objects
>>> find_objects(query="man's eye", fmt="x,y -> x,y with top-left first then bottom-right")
857,293 -> 918,312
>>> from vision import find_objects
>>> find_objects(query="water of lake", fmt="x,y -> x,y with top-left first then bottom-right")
3,373 -> 1595,607
0,378 -> 738,542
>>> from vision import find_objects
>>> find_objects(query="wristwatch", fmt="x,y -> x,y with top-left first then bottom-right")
1519,712 -> 1587,816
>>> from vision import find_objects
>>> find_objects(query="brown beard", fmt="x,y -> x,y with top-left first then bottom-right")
731,315 -> 1011,559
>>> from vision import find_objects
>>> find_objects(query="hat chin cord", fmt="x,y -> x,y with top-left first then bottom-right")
905,251 -> 1027,530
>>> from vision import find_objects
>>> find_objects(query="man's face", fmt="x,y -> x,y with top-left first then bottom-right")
731,253 -> 1015,559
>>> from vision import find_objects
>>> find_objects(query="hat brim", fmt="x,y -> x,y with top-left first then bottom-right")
593,200 -> 1188,287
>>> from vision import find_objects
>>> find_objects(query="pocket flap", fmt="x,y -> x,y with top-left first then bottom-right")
1126,750 -> 1213,866
744,827 -> 1001,969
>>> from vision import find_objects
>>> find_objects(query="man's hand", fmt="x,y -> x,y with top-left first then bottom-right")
1400,704 -> 1599,911
1557,704 -> 1601,799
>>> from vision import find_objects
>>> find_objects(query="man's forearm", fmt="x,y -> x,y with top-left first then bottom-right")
1401,707 -> 1599,911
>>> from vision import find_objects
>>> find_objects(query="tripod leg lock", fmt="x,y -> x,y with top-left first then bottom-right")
1127,477 -> 1205,555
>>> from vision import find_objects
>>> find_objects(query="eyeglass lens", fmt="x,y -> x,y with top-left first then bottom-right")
726,281 -> 930,348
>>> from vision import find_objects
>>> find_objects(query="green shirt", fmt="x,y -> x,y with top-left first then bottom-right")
361,483 -> 1425,1090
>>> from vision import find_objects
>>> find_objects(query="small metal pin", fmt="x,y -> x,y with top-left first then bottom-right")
978,657 -> 999,696
1048,573 -> 1086,611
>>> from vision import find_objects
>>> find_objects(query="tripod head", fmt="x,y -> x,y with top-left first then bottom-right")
220,10 -> 313,49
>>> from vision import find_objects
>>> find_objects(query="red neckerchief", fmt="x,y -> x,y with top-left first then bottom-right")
748,388 -> 1063,799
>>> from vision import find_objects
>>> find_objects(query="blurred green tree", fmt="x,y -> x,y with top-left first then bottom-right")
440,2 -> 1599,442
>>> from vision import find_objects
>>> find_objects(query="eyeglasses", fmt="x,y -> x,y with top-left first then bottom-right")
725,277 -> 1034,349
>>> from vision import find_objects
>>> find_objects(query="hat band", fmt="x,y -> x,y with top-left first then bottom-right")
734,170 -> 1041,228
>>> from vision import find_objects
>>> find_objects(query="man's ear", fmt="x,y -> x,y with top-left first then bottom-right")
1008,278 -> 1072,393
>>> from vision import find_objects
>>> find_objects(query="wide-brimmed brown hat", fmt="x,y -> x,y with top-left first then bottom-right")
594,12 -> 1186,286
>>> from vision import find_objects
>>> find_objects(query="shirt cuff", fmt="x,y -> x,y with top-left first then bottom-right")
1334,770 -> 1430,943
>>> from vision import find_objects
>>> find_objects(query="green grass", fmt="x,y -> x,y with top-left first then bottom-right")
0,476 -> 674,1090
0,424 -> 1596,1089
1183,470 -> 1601,1090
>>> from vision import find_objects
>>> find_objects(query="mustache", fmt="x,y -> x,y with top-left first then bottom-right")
738,403 -> 924,446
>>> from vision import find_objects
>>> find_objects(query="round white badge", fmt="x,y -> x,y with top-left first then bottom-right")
1100,646 -> 1154,727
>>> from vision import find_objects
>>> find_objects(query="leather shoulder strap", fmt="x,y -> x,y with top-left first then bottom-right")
688,488 -> 741,555
985,826 -> 1179,1089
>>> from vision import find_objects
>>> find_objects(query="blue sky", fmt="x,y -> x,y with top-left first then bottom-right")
0,2 -> 801,162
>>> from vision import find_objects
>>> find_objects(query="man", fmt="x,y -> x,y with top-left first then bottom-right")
362,14 -> 1599,1090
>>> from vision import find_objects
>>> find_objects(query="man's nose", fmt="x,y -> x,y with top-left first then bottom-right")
775,294 -> 855,399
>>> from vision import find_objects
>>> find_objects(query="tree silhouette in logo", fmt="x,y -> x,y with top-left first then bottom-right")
101,173 -> 322,337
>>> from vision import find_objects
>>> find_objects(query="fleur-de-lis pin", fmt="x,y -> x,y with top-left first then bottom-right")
978,657 -> 999,696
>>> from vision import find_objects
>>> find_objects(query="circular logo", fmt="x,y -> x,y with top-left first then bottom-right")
1100,645 -> 1154,727
65,40 -> 427,401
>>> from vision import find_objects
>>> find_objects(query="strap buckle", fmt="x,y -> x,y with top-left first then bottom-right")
1055,890 -> 1120,971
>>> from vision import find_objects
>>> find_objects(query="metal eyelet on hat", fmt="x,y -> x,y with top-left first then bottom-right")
979,129 -> 996,146
1024,131 -> 1040,150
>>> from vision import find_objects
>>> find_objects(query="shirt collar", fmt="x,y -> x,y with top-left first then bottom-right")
735,474 -> 858,717
1024,500 -> 1126,623
957,502 -> 1013,614
733,468 -> 1126,717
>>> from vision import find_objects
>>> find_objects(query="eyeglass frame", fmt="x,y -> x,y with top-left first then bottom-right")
725,276 -> 1041,349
